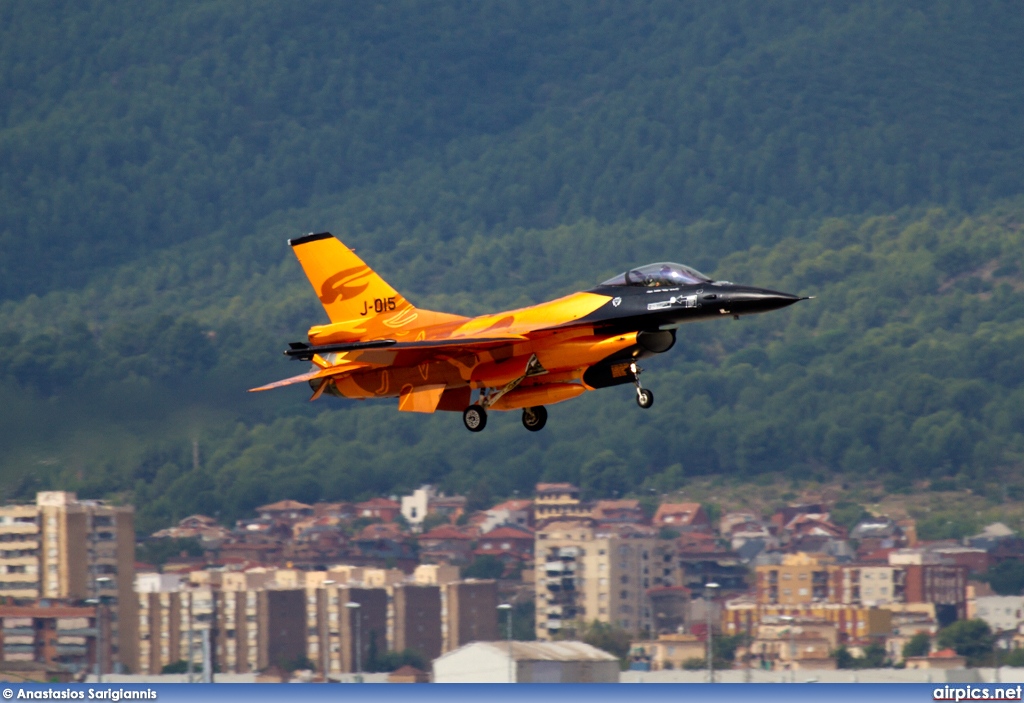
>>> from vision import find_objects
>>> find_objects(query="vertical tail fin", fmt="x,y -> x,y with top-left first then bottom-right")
289,232 -> 404,324
288,232 -> 467,337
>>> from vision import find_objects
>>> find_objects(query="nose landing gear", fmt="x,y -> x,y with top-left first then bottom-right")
631,362 -> 654,409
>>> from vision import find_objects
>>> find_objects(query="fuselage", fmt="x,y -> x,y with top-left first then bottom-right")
318,278 -> 800,406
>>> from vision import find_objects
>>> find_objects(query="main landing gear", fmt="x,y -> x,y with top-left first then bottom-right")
631,361 -> 654,409
463,354 -> 549,432
463,404 -> 487,432
462,404 -> 549,432
522,406 -> 547,432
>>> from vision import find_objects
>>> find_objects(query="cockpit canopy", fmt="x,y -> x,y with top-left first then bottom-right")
601,262 -> 712,288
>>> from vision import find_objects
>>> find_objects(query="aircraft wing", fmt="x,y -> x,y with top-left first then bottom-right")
283,335 -> 527,360
251,335 -> 529,395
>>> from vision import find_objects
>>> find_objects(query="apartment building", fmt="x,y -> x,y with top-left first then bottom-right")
759,552 -> 965,613
136,573 -> 306,675
0,491 -> 136,673
534,484 -> 591,526
393,583 -> 442,661
755,553 -> 833,606
534,521 -> 674,640
137,565 -> 457,675
444,580 -> 498,651
723,601 -> 893,641
0,603 -> 102,674
829,564 -> 906,606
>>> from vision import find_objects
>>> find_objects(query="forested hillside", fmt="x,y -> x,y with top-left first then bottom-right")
1,2 -> 1023,533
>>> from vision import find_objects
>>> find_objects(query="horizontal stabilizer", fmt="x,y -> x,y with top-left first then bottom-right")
248,361 -> 367,393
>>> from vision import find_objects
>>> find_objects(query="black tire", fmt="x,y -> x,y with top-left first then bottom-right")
636,388 -> 654,409
463,404 -> 487,432
522,406 -> 548,432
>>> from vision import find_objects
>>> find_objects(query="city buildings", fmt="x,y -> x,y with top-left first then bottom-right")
534,521 -> 673,639
0,603 -> 102,675
0,491 -> 136,673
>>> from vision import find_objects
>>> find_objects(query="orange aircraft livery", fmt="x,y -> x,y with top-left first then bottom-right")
250,232 -> 806,432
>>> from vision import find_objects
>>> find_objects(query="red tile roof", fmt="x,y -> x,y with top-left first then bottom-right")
356,497 -> 401,509
479,525 -> 534,540
418,525 -> 472,541
256,499 -> 313,512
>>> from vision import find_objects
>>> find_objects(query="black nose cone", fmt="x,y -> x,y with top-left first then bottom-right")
718,286 -> 804,314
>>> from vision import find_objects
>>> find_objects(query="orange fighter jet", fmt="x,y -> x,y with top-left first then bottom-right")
250,232 -> 805,432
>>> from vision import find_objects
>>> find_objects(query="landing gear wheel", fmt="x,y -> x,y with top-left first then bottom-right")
636,388 -> 654,409
522,406 -> 548,432
463,404 -> 487,432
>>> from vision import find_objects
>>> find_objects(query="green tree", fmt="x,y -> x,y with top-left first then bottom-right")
902,632 -> 931,659
982,561 -> 1024,596
831,501 -> 870,533
161,660 -> 188,674
420,513 -> 450,532
571,620 -> 632,662
1002,649 -> 1024,667
937,620 -> 995,663
462,555 -> 505,580
834,646 -> 855,669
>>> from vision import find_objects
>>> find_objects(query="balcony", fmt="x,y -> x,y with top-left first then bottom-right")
56,645 -> 88,656
57,628 -> 97,637
3,645 -> 34,654
2,627 -> 34,636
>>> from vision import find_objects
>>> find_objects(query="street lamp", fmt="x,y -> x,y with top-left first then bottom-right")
321,580 -> 335,681
779,615 -> 796,682
498,603 -> 513,683
345,601 -> 362,680
705,582 -> 719,683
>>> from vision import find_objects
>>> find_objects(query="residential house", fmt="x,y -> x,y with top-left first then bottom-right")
355,498 -> 402,523
418,525 -> 473,564
592,500 -> 647,525
255,500 -> 314,523
653,503 -> 710,532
